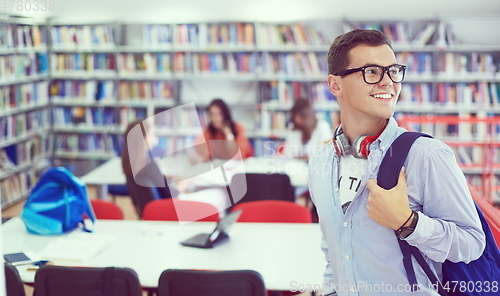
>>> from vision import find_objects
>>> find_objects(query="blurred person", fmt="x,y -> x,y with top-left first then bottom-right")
280,98 -> 332,160
121,119 -> 178,200
193,98 -> 253,163
122,119 -> 231,216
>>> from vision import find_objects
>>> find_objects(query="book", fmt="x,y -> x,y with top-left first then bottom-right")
39,232 -> 116,265
411,23 -> 436,46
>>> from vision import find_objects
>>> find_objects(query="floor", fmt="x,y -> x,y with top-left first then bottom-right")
2,185 -> 315,296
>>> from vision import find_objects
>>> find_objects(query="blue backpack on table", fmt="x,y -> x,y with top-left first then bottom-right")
378,132 -> 500,296
21,167 -> 95,235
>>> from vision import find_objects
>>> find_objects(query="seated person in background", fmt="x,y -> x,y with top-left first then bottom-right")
121,119 -> 178,200
280,98 -> 332,160
193,98 -> 253,162
123,120 -> 231,216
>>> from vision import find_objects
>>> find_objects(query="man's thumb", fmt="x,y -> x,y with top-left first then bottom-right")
397,167 -> 407,187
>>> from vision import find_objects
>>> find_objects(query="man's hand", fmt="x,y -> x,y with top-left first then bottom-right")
366,168 -> 413,230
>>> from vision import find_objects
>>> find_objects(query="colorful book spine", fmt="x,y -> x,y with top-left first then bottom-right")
51,25 -> 115,49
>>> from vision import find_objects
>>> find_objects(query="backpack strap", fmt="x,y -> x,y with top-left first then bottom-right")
377,132 -> 436,292
377,132 -> 432,191
410,247 -> 449,296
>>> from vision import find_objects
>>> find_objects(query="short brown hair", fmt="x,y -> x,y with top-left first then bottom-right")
327,29 -> 392,75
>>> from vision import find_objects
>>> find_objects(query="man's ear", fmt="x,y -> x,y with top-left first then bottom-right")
327,74 -> 342,97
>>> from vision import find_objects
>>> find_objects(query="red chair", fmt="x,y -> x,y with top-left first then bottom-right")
231,200 -> 312,223
230,200 -> 311,296
142,199 -> 219,222
90,199 -> 124,220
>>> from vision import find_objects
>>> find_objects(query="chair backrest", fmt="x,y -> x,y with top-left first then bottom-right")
125,175 -> 161,218
158,269 -> 266,296
107,184 -> 129,196
34,265 -> 142,296
142,199 -> 219,222
90,199 -> 124,220
107,184 -> 129,203
5,263 -> 26,296
230,173 -> 295,205
231,200 -> 312,223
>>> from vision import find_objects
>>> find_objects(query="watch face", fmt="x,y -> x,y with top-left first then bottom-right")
399,228 -> 415,239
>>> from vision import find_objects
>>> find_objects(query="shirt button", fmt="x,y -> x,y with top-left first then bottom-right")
334,188 -> 339,192
345,255 -> 350,260
351,288 -> 356,292
343,222 -> 348,227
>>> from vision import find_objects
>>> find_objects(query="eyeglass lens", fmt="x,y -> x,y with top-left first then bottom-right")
364,65 -> 405,84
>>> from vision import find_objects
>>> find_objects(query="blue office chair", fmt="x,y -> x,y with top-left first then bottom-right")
108,184 -> 129,203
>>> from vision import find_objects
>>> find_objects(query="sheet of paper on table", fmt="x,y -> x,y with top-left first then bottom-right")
38,232 -> 116,266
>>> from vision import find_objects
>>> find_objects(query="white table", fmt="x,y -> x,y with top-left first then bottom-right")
81,156 -> 309,200
2,218 -> 324,293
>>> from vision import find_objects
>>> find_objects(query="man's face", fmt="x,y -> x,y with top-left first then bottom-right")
329,44 -> 401,122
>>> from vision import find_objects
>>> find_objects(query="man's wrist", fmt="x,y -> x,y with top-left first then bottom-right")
396,211 -> 419,239
401,210 -> 414,228
393,209 -> 413,230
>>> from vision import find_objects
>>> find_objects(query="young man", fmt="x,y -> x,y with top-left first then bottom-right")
308,29 -> 485,296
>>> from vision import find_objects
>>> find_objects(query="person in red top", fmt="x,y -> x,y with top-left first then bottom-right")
194,98 -> 253,162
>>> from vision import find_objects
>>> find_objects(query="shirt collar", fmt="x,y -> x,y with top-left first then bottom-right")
371,117 -> 400,152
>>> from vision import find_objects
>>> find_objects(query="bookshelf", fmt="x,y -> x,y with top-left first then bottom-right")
397,114 -> 500,204
114,21 -> 337,157
48,23 -> 120,160
0,16 -> 51,210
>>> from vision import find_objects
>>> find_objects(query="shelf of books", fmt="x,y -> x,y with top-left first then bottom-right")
49,24 -> 118,160
396,114 -> 500,204
0,17 -> 51,209
48,21 -> 335,158
49,23 -> 183,160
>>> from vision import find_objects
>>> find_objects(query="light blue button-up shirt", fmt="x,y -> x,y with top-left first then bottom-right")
308,117 -> 485,296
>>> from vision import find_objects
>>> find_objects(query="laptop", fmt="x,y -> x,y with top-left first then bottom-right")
180,210 -> 242,249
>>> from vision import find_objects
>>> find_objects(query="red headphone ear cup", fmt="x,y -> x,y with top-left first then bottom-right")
359,134 -> 379,158
359,137 -> 371,158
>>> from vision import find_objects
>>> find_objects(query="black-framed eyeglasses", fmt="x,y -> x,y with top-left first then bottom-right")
333,64 -> 407,84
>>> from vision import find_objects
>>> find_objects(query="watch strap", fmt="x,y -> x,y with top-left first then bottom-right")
397,211 -> 419,239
